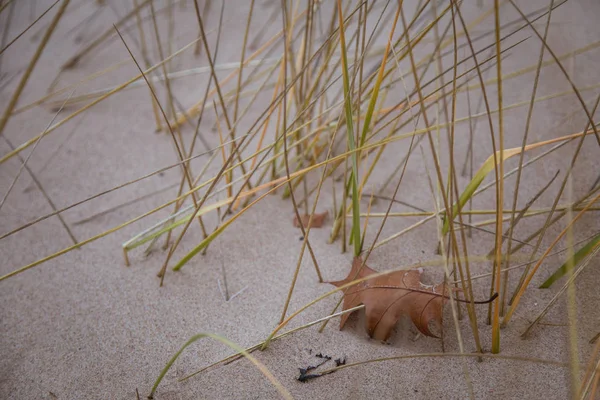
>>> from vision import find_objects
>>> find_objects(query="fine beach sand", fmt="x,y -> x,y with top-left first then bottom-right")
1,0 -> 599,399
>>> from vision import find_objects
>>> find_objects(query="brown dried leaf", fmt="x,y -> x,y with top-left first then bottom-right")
293,211 -> 328,228
329,257 -> 448,341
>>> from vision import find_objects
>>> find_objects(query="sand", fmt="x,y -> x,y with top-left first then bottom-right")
1,0 -> 599,399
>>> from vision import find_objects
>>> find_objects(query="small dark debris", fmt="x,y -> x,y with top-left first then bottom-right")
298,359 -> 327,382
297,371 -> 322,383
297,352 -> 346,382
299,236 -> 304,241
334,357 -> 346,367
297,355 -> 331,383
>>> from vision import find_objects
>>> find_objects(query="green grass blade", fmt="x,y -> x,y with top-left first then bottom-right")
539,232 -> 600,288
442,150 -> 513,235
337,0 -> 361,257
442,144 -> 543,235
172,178 -> 290,271
442,125 -> 598,236
359,6 -> 401,147
172,217 -> 231,271
124,198 -> 231,251
442,160 -> 492,235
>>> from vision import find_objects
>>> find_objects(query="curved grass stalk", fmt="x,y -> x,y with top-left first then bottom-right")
314,352 -> 569,377
179,304 -> 365,382
123,204 -> 194,251
149,332 -> 292,400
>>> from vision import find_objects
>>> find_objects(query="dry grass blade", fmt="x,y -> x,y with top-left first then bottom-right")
522,244 -> 600,338
276,0 -> 324,325
313,352 -> 570,378
508,93 -> 600,313
0,0 -> 70,137
503,191 -> 600,325
1,135 -> 78,246
0,87 -> 76,211
0,0 -> 16,73
114,24 -> 208,257
0,34 -> 205,165
0,0 -> 60,56
508,0 -> 600,146
490,0 -> 504,354
61,0 -> 152,69
0,143 -> 217,244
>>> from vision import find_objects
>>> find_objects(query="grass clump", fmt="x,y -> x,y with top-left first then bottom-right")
1,0 -> 599,398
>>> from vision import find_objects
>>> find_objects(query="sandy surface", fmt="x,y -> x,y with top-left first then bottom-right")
1,0 -> 599,399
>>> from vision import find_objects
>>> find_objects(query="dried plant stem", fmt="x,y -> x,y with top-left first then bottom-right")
0,0 -> 70,137
0,0 -> 60,56
61,0 -> 152,69
1,135 -> 77,245
490,0 -> 504,355
502,0 -> 555,316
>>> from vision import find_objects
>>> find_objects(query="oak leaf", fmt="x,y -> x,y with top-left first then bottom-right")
329,257 -> 448,341
293,211 -> 328,228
